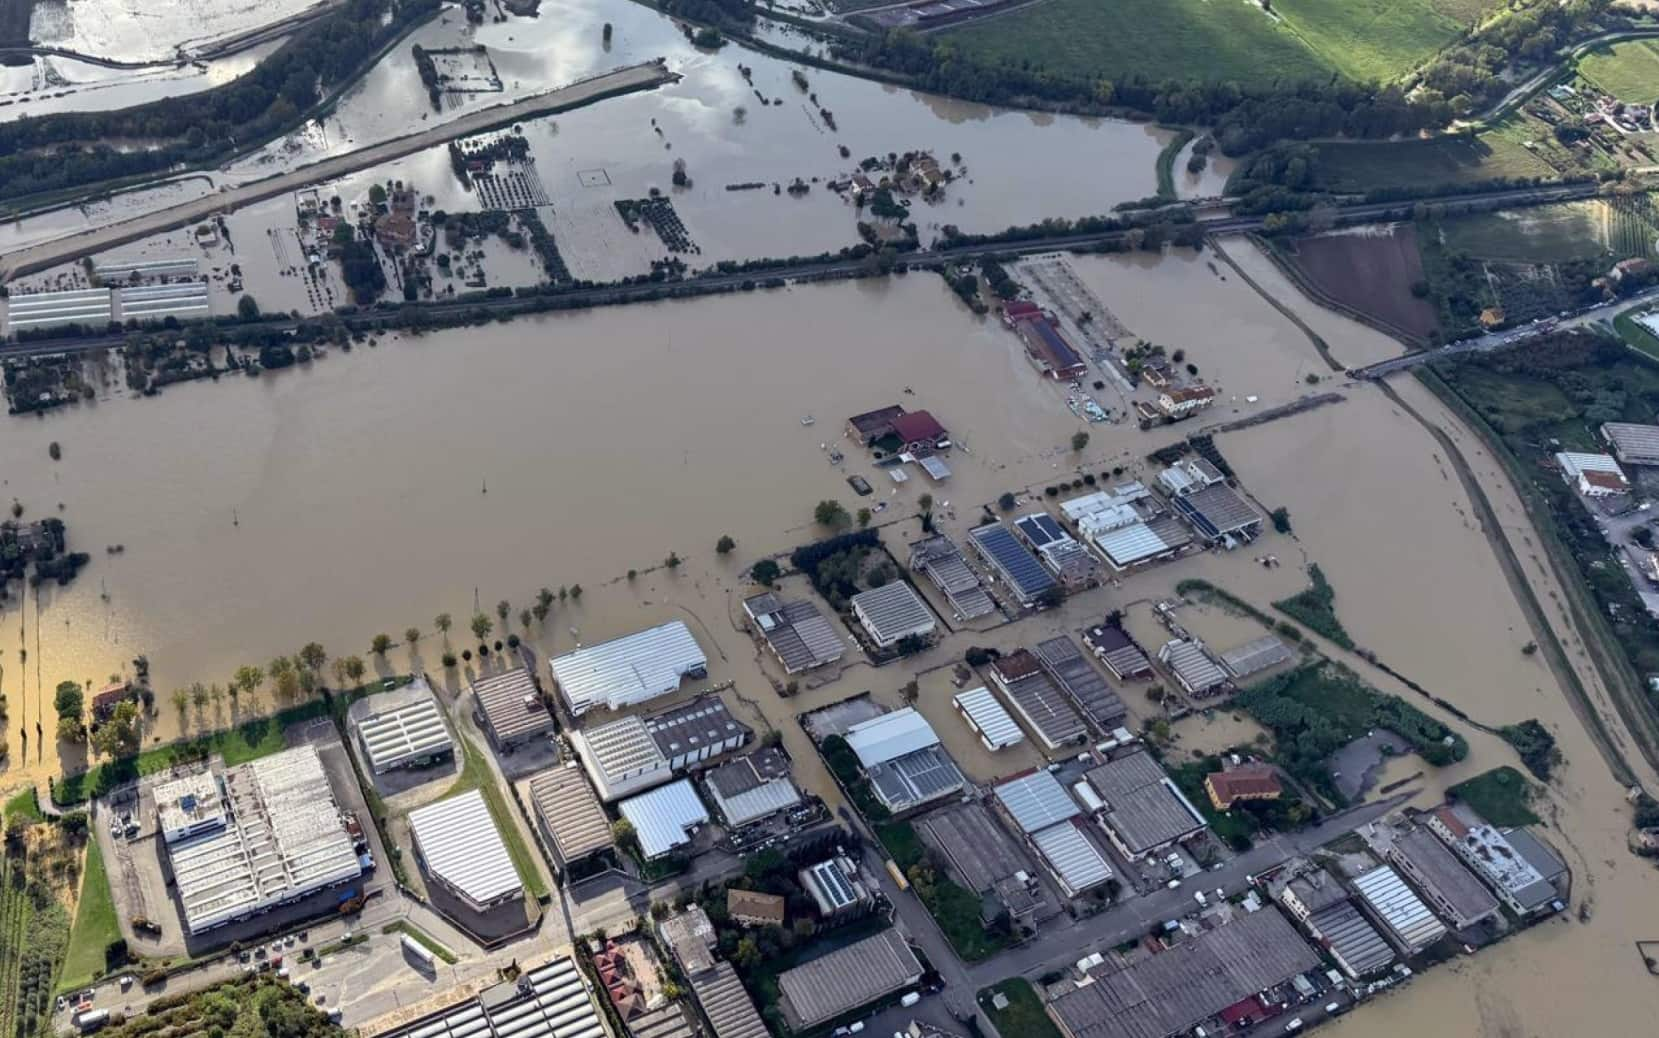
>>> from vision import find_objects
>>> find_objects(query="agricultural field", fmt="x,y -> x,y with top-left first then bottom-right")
1312,132 -> 1553,193
940,0 -> 1331,87
1282,224 -> 1441,337
1578,39 -> 1659,104
1437,201 -> 1612,262
1,816 -> 77,1038
1271,0 -> 1463,83
58,836 -> 119,995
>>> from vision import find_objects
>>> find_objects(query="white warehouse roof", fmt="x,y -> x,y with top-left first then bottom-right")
550,621 -> 707,715
1351,865 -> 1446,951
371,956 -> 604,1038
954,686 -> 1024,750
1031,820 -> 1113,894
408,789 -> 522,906
354,688 -> 452,773
994,769 -> 1082,834
620,779 -> 710,859
844,708 -> 940,767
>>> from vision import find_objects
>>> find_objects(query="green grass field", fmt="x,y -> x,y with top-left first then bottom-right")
1438,201 -> 1610,262
1449,766 -> 1540,826
1579,40 -> 1659,103
58,838 -> 119,994
4,788 -> 44,824
1272,0 -> 1462,82
1314,132 -> 1553,192
979,979 -> 1062,1038
1615,305 -> 1659,361
941,0 -> 1331,87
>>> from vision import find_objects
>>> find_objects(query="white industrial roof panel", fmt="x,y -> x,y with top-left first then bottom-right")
994,769 -> 1081,834
1031,821 -> 1112,892
844,707 -> 939,767
408,789 -> 522,905
954,686 -> 1024,750
619,779 -> 710,859
550,621 -> 706,715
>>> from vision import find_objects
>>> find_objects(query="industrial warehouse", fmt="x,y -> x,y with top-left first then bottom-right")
371,956 -> 605,1038
568,694 -> 751,801
348,681 -> 453,774
408,789 -> 523,916
549,620 -> 708,715
157,746 -> 362,935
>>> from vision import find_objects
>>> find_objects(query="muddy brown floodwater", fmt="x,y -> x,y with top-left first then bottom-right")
4,239 -> 1659,1036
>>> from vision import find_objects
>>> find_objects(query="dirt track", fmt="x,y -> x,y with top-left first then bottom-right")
0,61 -> 676,281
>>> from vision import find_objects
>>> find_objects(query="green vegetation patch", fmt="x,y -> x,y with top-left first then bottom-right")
1311,133 -> 1552,193
979,978 -> 1062,1038
58,836 -> 120,994
1497,719 -> 1559,780
1236,662 -> 1467,802
1448,765 -> 1540,826
380,921 -> 457,964
941,0 -> 1331,88
1615,305 -> 1659,362
1271,0 -> 1462,83
1438,202 -> 1610,263
1272,564 -> 1355,650
4,788 -> 44,825
1579,39 -> 1659,104
2,829 -> 73,1038
442,733 -> 549,901
102,976 -> 336,1038
879,821 -> 1008,962
1156,130 -> 1195,201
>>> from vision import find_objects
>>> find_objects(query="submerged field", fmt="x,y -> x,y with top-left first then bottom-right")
1578,39 -> 1659,103
1282,224 -> 1440,338
940,0 -> 1331,86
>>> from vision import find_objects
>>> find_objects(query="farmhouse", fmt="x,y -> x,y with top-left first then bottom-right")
1155,384 -> 1217,419
1203,764 -> 1282,811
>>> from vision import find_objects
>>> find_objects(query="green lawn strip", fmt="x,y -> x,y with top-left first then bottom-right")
941,0 -> 1330,87
58,836 -> 120,994
444,734 -> 550,900
978,978 -> 1062,1038
1156,130 -> 1195,200
1578,39 -> 1659,103
1271,564 -> 1355,651
877,821 -> 1007,962
4,787 -> 44,824
1271,0 -> 1461,83
1235,662 -> 1467,803
1448,765 -> 1540,826
380,921 -> 458,964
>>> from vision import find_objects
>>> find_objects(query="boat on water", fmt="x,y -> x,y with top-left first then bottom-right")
800,415 -> 816,426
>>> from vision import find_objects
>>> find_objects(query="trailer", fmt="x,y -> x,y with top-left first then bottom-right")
401,935 -> 436,971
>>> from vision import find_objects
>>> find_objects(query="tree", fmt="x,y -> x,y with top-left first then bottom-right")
434,613 -> 453,640
611,818 -> 637,850
54,681 -> 84,722
371,633 -> 392,656
665,552 -> 681,569
1270,507 -> 1292,534
496,600 -> 511,624
998,491 -> 1017,511
518,609 -> 531,631
57,713 -> 85,744
716,535 -> 736,555
857,507 -> 872,528
368,183 -> 387,206
406,626 -> 422,646
751,559 -> 781,586
233,664 -> 264,698
170,688 -> 188,719
814,499 -> 850,528
1071,431 -> 1090,451
342,656 -> 367,686
571,584 -> 583,599
331,659 -> 349,688
442,652 -> 458,668
237,294 -> 260,321
471,613 -> 493,641
92,700 -> 141,757
190,682 -> 210,712
299,642 -> 327,674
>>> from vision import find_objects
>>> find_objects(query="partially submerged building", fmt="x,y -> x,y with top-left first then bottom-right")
527,765 -> 614,875
471,668 -> 556,751
1158,639 -> 1230,698
1033,634 -> 1128,730
776,929 -> 922,1032
988,650 -> 1089,750
1078,751 -> 1208,861
1172,483 -> 1262,543
1351,865 -> 1447,953
619,779 -> 710,860
953,685 -> 1025,751
1082,624 -> 1153,680
570,696 -> 751,801
1386,827 -> 1501,931
350,683 -> 453,774
1047,908 -> 1320,1038
1219,636 -> 1294,681
1014,512 -> 1102,590
908,534 -> 996,620
702,748 -> 803,827
408,790 -> 523,913
1157,457 -> 1226,498
549,621 -> 707,716
969,523 -> 1059,607
159,746 -> 363,935
849,581 -> 937,649
843,708 -> 965,814
1554,450 -> 1630,497
742,592 -> 845,674
1008,307 -> 1087,380
1427,804 -> 1564,917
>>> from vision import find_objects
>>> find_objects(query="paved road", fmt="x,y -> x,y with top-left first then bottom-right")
0,61 -> 677,281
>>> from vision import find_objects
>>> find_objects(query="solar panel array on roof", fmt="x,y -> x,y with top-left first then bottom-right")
409,790 -> 523,907
372,956 -> 604,1038
866,746 -> 965,813
968,524 -> 1058,605
1173,483 -> 1261,540
1014,512 -> 1069,549
1034,635 -> 1127,728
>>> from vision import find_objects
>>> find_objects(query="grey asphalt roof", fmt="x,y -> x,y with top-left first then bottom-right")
1309,900 -> 1396,977
909,535 -> 996,619
1602,421 -> 1659,463
1392,828 -> 1499,925
527,766 -> 614,864
915,801 -> 1037,893
995,656 -> 1089,749
849,580 -> 936,643
745,594 -> 846,672
1084,752 -> 1207,856
1034,635 -> 1127,728
703,752 -> 802,827
1175,483 -> 1261,539
472,668 -> 556,743
1050,908 -> 1320,1038
777,929 -> 922,1029
645,695 -> 751,761
627,1002 -> 696,1038
688,962 -> 768,1038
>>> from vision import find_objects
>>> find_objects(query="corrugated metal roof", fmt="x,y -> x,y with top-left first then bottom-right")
954,686 -> 1024,750
777,930 -> 921,1029
995,663 -> 1088,749
8,287 -> 112,330
845,707 -> 939,766
1220,636 -> 1293,679
994,770 -> 1081,834
909,535 -> 996,619
1602,421 -> 1659,463
1174,483 -> 1261,539
1034,635 -> 1127,728
372,956 -> 604,1038
527,766 -> 614,863
1352,865 -> 1446,950
355,691 -> 452,772
1308,900 -> 1395,977
689,962 -> 768,1038
849,581 -> 936,644
119,281 -> 210,321
472,668 -> 556,743
1093,520 -> 1179,567
1159,639 -> 1229,694
549,621 -> 706,715
1085,752 -> 1208,856
408,789 -> 522,905
867,746 -> 964,812
619,779 -> 709,859
969,523 -> 1058,603
1031,820 -> 1112,893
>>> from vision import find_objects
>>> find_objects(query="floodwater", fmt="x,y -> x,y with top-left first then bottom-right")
31,0 -> 321,61
0,42 -> 282,124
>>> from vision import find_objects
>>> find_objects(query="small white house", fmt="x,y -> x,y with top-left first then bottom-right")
1555,451 -> 1628,497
